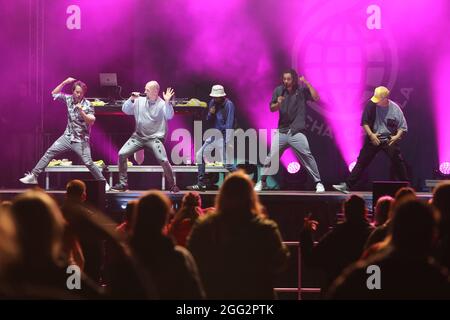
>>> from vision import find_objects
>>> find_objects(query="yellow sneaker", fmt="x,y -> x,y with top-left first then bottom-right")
187,98 -> 207,107
127,160 -> 133,167
60,159 -> 72,166
94,160 -> 105,168
47,159 -> 62,167
91,99 -> 106,107
177,98 -> 208,108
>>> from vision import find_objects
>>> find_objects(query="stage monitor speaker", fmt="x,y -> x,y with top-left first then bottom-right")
83,180 -> 105,211
372,180 -> 410,210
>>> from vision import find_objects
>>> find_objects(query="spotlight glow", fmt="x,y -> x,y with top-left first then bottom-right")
439,162 -> 450,175
348,161 -> 357,172
287,161 -> 301,174
433,55 -> 450,168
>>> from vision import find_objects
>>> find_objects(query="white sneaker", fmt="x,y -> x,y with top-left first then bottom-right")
332,182 -> 350,194
19,172 -> 38,184
254,180 -> 266,192
315,182 -> 325,193
105,182 -> 110,192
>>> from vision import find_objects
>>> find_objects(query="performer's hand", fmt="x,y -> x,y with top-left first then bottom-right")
209,106 -> 216,114
64,77 -> 76,84
369,133 -> 381,146
388,135 -> 400,146
299,76 -> 308,85
163,87 -> 175,102
74,103 -> 83,112
277,96 -> 285,104
130,92 -> 140,102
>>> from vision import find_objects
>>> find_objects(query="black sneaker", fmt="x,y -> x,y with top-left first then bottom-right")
110,183 -> 129,192
332,182 -> 350,194
186,184 -> 207,191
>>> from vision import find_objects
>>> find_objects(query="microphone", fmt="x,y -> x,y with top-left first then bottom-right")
131,92 -> 146,97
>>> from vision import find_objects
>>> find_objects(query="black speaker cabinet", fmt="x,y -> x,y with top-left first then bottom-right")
372,180 -> 410,210
83,180 -> 106,211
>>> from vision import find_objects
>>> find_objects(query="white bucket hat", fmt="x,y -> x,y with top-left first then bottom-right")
209,84 -> 226,97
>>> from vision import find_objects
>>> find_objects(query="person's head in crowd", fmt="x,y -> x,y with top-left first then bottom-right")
388,187 -> 417,220
216,170 -> 263,220
182,191 -> 202,208
131,190 -> 173,240
0,204 -> 18,276
65,179 -> 87,203
1,201 -> 12,210
11,189 -> 66,267
343,195 -> 367,222
432,181 -> 450,230
374,196 -> 393,226
390,200 -> 439,256
394,186 -> 416,206
173,192 -> 202,224
395,187 -> 416,202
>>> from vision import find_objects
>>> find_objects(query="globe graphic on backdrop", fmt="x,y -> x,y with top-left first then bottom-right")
292,10 -> 398,122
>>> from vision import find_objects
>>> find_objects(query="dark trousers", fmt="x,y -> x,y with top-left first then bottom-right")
346,140 -> 409,188
196,136 -> 236,185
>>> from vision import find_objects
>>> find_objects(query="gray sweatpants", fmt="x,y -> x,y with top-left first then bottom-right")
118,135 -> 175,186
31,134 -> 105,181
261,130 -> 321,183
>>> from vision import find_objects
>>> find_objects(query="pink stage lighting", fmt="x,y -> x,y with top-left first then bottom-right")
287,161 -> 301,174
348,161 -> 357,172
439,162 -> 450,176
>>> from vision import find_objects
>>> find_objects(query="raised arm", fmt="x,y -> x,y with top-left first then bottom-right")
52,77 -> 76,95
299,76 -> 320,102
162,87 -> 175,119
